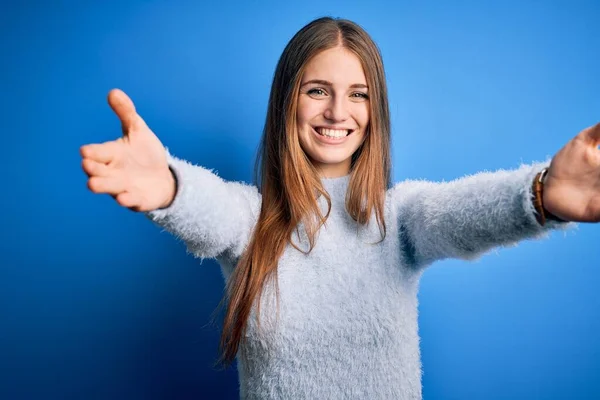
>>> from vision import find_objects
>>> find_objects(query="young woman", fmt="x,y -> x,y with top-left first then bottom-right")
80,17 -> 599,400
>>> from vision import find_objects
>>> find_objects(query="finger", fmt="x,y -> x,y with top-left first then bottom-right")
115,192 -> 140,209
577,122 -> 600,147
80,142 -> 119,163
107,89 -> 147,134
81,158 -> 111,178
87,176 -> 126,195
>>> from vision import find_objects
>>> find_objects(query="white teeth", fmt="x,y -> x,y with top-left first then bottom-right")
317,128 -> 349,138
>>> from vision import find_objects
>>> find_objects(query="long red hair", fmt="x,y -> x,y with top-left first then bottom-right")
216,16 -> 392,366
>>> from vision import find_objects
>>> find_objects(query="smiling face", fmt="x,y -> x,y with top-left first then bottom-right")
296,46 -> 370,178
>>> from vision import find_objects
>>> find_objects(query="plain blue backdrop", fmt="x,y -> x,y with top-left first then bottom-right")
1,0 -> 599,399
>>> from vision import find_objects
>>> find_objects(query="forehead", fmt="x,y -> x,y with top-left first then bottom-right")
302,47 -> 366,85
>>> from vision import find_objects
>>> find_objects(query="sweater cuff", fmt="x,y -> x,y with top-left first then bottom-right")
523,160 -> 573,231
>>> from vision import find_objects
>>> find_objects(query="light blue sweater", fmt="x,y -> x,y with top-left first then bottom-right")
146,151 -> 570,399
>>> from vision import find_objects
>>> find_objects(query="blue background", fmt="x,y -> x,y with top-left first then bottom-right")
1,1 -> 599,399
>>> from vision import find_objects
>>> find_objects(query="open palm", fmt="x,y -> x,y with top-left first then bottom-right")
543,123 -> 600,223
80,89 -> 175,212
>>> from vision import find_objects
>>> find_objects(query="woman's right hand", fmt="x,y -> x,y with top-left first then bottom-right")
80,89 -> 176,212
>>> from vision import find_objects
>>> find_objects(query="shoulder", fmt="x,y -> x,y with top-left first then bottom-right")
386,178 -> 439,208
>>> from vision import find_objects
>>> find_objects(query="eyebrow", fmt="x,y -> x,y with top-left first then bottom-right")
300,79 -> 368,89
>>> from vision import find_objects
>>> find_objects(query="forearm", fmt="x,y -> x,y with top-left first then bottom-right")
394,161 -> 574,267
145,150 -> 261,261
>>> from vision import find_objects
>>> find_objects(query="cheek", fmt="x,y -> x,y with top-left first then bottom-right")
358,104 -> 370,128
297,98 -> 322,125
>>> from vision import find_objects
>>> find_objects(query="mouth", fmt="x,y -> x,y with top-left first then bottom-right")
313,127 -> 354,138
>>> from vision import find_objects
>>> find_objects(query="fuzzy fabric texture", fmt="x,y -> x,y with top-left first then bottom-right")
146,150 -> 572,400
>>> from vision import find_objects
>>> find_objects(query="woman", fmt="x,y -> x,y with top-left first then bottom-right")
80,17 -> 599,400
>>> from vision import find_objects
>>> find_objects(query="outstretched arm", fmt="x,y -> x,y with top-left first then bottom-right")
391,160 -> 573,269
392,122 -> 600,269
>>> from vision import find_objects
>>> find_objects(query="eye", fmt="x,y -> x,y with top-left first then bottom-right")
307,88 -> 327,97
351,92 -> 369,100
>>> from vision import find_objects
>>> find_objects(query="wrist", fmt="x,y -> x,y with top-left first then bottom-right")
532,168 -> 566,225
158,166 -> 178,209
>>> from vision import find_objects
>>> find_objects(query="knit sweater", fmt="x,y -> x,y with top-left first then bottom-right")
146,151 -> 570,400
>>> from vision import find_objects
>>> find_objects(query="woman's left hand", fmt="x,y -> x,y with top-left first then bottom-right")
543,123 -> 600,223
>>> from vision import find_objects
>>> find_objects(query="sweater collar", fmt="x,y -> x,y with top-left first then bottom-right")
320,174 -> 350,199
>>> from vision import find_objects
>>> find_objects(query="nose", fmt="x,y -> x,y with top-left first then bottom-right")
323,95 -> 349,122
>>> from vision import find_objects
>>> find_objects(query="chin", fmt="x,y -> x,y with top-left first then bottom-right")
312,155 -> 352,165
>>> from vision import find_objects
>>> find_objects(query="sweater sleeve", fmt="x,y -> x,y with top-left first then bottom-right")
144,149 -> 261,261
390,160 -> 575,269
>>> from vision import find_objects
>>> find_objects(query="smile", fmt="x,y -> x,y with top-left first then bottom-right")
312,127 -> 354,144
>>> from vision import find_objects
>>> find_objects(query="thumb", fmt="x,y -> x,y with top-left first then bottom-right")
577,122 -> 600,147
107,89 -> 147,134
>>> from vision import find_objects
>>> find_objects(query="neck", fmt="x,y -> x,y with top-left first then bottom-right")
314,160 -> 351,178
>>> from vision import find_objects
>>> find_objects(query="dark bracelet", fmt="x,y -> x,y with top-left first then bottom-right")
532,168 -> 566,225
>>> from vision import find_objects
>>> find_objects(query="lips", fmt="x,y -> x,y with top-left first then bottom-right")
311,127 -> 352,144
